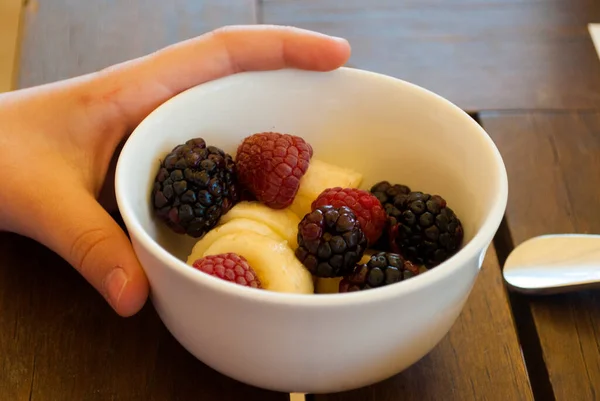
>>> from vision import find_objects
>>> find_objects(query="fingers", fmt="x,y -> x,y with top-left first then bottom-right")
22,180 -> 149,317
91,25 -> 351,129
145,24 -> 351,85
0,83 -> 147,317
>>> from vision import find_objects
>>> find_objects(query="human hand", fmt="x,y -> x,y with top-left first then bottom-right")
0,25 -> 351,317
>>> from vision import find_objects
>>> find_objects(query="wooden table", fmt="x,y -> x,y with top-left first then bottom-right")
2,1 -> 599,400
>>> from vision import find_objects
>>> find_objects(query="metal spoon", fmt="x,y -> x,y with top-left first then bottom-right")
503,234 -> 600,294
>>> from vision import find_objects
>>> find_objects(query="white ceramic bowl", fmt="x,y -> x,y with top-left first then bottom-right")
115,67 -> 508,394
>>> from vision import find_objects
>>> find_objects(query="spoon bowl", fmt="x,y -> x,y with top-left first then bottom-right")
503,234 -> 600,294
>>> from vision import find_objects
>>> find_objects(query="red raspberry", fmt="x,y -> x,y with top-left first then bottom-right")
236,132 -> 313,209
312,187 -> 386,245
192,253 -> 262,288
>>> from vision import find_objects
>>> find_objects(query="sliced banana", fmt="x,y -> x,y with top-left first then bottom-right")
218,201 -> 300,249
186,218 -> 282,265
202,231 -> 314,294
315,277 -> 343,294
289,158 -> 363,218
287,193 -> 314,221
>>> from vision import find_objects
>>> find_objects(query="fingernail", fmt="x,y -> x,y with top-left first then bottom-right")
103,267 -> 128,310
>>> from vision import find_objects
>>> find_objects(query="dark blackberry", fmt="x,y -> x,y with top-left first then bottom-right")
369,181 -> 412,251
295,205 -> 367,278
389,191 -> 463,267
370,181 -> 411,221
152,138 -> 239,238
339,252 -> 421,292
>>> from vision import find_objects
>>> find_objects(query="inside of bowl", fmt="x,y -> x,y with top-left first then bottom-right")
118,68 -> 504,264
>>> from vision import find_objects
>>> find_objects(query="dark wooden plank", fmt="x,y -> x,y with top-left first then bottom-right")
480,111 -> 600,401
17,0 -> 257,87
0,232 -> 285,401
1,1 -> 288,400
262,0 -> 600,112
315,246 -> 534,401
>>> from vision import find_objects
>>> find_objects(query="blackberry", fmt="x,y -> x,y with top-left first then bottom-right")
370,181 -> 411,221
295,205 -> 367,278
339,252 -> 421,292
369,181 -> 412,251
152,138 -> 239,238
389,191 -> 463,267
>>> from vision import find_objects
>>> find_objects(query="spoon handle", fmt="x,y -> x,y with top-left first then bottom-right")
505,280 -> 600,295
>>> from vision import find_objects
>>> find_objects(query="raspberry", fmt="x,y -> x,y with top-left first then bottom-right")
295,205 -> 367,278
339,252 -> 421,292
152,138 -> 239,238
312,187 -> 386,245
235,132 -> 313,209
192,253 -> 262,288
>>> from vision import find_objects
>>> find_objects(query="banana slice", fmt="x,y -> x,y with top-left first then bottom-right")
315,277 -> 343,294
186,218 -> 282,265
202,231 -> 314,294
289,158 -> 363,218
286,194 -> 314,221
218,201 -> 300,249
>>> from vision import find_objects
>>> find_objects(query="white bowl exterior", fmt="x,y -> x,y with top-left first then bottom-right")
116,68 -> 507,393
133,234 -> 486,393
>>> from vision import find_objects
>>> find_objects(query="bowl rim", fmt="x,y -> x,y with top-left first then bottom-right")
115,66 -> 508,307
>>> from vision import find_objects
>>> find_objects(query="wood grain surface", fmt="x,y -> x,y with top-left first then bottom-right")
481,111 -> 600,401
17,0 -> 257,88
316,246 -> 533,401
261,0 -> 600,112
0,232 -> 287,401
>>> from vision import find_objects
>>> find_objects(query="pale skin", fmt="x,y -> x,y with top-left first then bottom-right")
0,25 -> 351,317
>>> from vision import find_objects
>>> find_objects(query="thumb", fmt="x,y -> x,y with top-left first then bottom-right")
24,184 -> 149,317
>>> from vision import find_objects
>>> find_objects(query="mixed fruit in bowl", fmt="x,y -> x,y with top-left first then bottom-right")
150,131 -> 464,295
